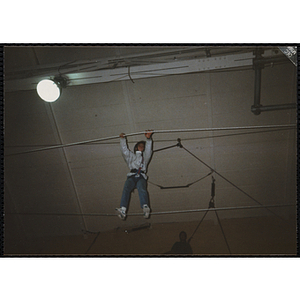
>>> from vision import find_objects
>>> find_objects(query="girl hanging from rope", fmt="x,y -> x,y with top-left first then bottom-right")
116,130 -> 153,220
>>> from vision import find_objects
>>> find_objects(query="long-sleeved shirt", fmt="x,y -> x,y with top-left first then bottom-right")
120,137 -> 153,179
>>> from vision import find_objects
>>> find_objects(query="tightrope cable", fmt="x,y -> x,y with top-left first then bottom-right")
5,124 -> 295,156
6,203 -> 295,217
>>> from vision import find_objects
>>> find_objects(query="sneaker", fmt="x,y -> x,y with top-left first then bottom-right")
116,207 -> 126,220
143,204 -> 151,219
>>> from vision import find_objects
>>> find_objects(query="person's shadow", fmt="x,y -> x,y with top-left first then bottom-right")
165,231 -> 193,254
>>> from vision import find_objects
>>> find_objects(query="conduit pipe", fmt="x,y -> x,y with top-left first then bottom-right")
251,49 -> 296,115
251,103 -> 297,114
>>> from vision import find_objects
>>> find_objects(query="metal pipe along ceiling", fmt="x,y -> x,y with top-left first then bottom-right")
5,49 -> 284,92
251,50 -> 296,115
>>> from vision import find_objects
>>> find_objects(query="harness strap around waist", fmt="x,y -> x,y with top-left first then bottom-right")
131,155 -> 144,175
130,169 -> 144,173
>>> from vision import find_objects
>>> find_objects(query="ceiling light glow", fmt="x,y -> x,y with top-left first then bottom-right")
37,79 -> 61,102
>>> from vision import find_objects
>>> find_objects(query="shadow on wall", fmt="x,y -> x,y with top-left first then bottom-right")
164,231 -> 193,254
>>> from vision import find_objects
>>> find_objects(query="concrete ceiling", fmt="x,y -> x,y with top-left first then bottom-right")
4,45 -> 297,240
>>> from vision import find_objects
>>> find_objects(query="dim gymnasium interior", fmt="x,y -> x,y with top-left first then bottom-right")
3,45 -> 297,255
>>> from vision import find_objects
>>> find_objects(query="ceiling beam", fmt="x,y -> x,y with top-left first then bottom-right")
5,50 -> 284,92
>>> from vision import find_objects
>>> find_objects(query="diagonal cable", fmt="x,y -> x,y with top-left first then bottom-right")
85,231 -> 100,254
188,208 -> 210,243
181,145 -> 286,221
186,171 -> 213,187
188,179 -> 215,244
214,210 -> 232,254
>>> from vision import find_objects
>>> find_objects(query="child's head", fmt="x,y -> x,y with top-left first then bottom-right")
134,141 -> 146,153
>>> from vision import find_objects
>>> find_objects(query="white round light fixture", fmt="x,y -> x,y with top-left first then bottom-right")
37,79 -> 61,102
37,76 -> 68,102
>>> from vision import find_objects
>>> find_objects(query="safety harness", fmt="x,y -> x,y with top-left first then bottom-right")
131,155 -> 144,177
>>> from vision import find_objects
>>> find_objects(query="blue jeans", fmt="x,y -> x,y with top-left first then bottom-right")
120,175 -> 149,209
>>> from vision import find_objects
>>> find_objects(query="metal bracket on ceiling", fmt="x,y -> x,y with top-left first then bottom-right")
278,46 -> 297,66
251,49 -> 296,115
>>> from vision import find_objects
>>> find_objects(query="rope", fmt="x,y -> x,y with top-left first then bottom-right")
147,124 -> 295,134
188,209 -> 209,243
85,231 -> 100,254
181,145 -> 287,221
5,124 -> 295,156
151,138 -> 292,223
189,177 -> 215,244
5,126 -> 282,148
214,210 -> 231,254
128,66 -> 135,83
148,171 -> 213,189
153,144 -> 178,153
6,203 -> 295,217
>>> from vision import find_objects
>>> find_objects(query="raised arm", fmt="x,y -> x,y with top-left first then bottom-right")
143,130 -> 153,163
120,133 -> 132,159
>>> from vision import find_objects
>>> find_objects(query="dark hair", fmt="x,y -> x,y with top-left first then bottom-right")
134,141 -> 146,153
